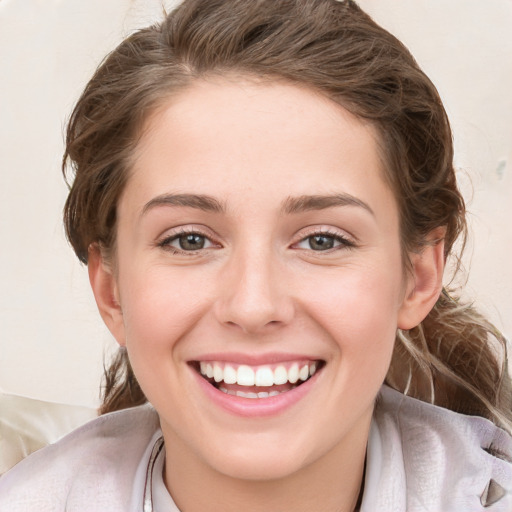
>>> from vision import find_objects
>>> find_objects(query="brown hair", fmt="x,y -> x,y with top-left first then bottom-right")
63,0 -> 511,427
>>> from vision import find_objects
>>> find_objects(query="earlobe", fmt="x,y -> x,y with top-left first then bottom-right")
397,228 -> 446,330
88,244 -> 126,346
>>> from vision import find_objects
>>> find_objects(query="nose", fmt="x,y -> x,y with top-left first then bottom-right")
214,246 -> 295,334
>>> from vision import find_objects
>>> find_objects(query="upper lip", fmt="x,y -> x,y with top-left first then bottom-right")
188,352 -> 323,365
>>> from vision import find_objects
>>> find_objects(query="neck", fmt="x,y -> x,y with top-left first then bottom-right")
162,418 -> 370,512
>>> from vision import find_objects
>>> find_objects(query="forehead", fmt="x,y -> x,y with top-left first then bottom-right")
123,79 -> 395,219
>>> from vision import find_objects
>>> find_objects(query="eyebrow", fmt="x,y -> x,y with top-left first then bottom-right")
141,192 -> 374,217
281,194 -> 374,216
142,193 -> 225,216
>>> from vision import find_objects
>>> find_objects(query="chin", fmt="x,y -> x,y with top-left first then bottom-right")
194,428 -> 322,482
211,450 -> 308,482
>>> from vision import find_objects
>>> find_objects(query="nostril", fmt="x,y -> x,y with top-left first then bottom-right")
213,272 -> 295,333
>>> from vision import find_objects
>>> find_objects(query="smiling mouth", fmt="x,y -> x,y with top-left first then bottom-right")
192,360 -> 324,399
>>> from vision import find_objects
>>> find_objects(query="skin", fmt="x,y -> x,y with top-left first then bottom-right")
89,79 -> 445,512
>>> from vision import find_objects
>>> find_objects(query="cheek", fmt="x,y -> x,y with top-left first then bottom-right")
118,266 -> 212,359
302,261 -> 403,356
116,266 -> 217,410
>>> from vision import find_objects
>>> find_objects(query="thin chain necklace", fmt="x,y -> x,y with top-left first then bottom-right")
142,435 -> 365,511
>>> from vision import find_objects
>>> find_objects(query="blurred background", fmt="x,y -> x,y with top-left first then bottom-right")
1,0 -> 510,408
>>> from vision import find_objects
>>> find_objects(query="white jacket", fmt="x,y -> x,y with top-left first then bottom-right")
0,385 -> 510,511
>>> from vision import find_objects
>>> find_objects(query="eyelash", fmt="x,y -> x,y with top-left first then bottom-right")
294,229 -> 356,252
157,227 -> 355,255
157,228 -> 217,255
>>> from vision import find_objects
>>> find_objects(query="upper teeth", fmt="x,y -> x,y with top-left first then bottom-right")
199,361 -> 317,387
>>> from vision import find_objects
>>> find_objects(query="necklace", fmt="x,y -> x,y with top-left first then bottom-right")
142,435 -> 365,511
143,436 -> 165,512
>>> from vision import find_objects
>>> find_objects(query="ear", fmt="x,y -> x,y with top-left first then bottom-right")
88,244 -> 126,347
397,227 -> 446,330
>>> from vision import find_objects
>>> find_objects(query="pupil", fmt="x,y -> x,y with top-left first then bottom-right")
310,235 -> 334,250
180,234 -> 205,250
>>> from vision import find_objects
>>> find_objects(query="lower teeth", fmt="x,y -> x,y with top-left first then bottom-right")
218,387 -> 293,398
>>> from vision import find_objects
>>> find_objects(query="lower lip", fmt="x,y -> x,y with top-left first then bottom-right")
192,368 -> 320,418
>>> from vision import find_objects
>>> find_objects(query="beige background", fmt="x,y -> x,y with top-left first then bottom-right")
0,0 -> 510,408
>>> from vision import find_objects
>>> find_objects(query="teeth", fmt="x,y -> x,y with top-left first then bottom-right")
242,392 -> 259,399
223,365 -> 237,384
219,387 -> 285,398
219,387 -> 236,396
255,367 -> 274,386
288,363 -> 299,384
199,360 -> 320,387
237,365 -> 255,386
213,364 -> 223,383
299,365 -> 309,381
274,365 -> 288,385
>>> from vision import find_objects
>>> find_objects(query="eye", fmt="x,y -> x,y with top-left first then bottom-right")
158,230 -> 215,253
295,232 -> 354,251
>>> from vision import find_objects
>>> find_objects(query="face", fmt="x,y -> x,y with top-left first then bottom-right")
96,79 -> 420,481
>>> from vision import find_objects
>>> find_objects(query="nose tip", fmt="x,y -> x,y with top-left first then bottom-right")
214,256 -> 294,334
222,298 -> 286,334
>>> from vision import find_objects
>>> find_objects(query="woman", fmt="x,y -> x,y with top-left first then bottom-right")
0,0 -> 511,510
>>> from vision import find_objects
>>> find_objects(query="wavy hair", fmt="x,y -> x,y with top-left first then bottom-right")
63,0 -> 511,428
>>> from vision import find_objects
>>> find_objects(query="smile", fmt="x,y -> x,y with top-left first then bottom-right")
195,360 -> 323,399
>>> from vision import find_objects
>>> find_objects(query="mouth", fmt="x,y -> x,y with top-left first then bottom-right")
190,360 -> 325,399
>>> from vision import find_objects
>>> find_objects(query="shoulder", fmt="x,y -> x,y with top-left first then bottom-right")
368,385 -> 512,511
0,404 -> 160,512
